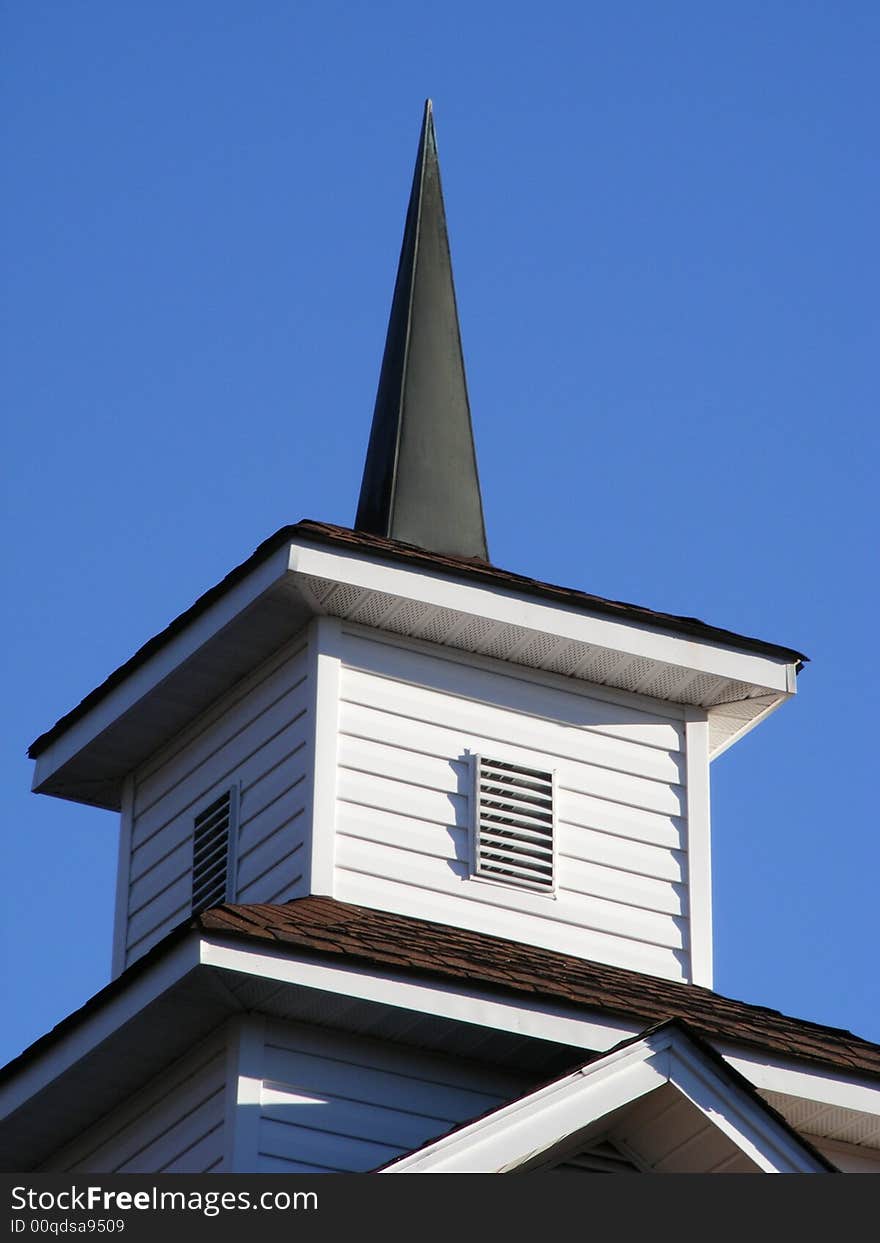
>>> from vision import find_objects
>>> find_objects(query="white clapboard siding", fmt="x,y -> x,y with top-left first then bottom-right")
333,633 -> 692,980
123,635 -> 311,968
254,1020 -> 527,1174
341,633 -> 687,751
42,1037 -> 226,1174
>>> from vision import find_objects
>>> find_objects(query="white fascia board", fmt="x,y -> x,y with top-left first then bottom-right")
32,544 -> 295,794
385,1040 -> 669,1173
289,540 -> 794,695
198,937 -> 640,1052
384,1028 -> 830,1174
662,1034 -> 830,1173
0,937 -> 201,1121
719,1044 -> 880,1119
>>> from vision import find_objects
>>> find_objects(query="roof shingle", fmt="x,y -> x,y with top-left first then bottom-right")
198,897 -> 880,1081
28,519 -> 806,759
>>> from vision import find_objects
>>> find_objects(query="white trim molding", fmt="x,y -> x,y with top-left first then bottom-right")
31,534 -> 799,808
303,616 -> 342,896
382,1024 -> 832,1174
684,712 -> 713,988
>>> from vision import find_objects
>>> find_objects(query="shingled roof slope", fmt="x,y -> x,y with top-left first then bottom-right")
28,519 -> 806,759
198,897 -> 880,1081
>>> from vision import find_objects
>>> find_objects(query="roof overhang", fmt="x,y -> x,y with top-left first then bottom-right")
2,930 -> 878,1171
30,524 -> 802,809
380,1023 -> 834,1173
0,930 -> 626,1171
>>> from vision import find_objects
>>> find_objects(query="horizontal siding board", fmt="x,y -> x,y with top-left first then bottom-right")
116,1092 -> 225,1174
237,771 -> 308,860
557,793 -> 685,851
261,1087 -> 453,1152
335,837 -> 688,950
128,839 -> 190,910
237,839 -> 305,902
258,867 -> 306,905
335,868 -> 687,979
560,856 -> 687,916
337,767 -> 467,830
340,733 -> 469,795
340,634 -> 686,745
159,1125 -> 226,1174
342,788 -> 686,862
338,801 -> 685,892
236,813 -> 306,891
558,823 -> 686,883
262,1054 -> 506,1123
136,639 -> 309,797
257,1154 -> 340,1174
125,903 -> 190,963
259,1118 -> 402,1172
237,751 -> 308,844
262,1021 -> 523,1100
45,1042 -> 225,1174
255,1022 -> 525,1174
127,874 -> 191,948
341,698 -> 683,783
340,731 -> 682,820
338,801 -> 468,862
333,638 -> 694,978
560,765 -> 684,818
127,712 -> 307,913
132,683 -> 309,848
336,808 -> 686,942
125,640 -> 310,966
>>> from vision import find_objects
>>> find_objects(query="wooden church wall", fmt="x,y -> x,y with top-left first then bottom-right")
250,1018 -> 530,1173
40,1033 -> 227,1174
332,629 -> 693,981
118,630 -> 312,972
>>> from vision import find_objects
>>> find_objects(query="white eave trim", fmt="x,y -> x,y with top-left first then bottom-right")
0,933 -> 638,1130
197,936 -> 640,1052
720,1044 -> 880,1121
289,541 -> 795,696
3,930 -> 875,1166
0,937 -> 201,1121
31,543 -> 295,798
32,534 -> 799,804
382,1026 -> 830,1174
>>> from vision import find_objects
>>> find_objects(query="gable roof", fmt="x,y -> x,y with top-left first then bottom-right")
28,519 -> 806,761
378,1020 -> 837,1173
1,895 -> 877,1172
197,897 -> 880,1081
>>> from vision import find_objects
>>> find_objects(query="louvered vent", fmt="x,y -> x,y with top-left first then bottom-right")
191,789 -> 235,912
473,756 -> 555,892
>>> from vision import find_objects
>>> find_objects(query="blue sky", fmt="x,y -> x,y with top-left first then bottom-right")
2,2 -> 878,1067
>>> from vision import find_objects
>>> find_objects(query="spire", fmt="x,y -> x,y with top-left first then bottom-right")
355,100 -> 489,561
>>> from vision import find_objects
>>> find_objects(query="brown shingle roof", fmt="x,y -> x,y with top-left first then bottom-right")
198,897 -> 880,1081
28,519 -> 806,759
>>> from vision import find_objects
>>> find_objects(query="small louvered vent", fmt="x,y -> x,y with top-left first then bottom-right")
473,756 -> 555,892
192,789 -> 234,912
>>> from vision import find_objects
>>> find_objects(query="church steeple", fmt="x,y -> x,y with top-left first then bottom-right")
355,100 -> 489,562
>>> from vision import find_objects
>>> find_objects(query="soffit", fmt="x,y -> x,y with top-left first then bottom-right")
29,521 -> 802,807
